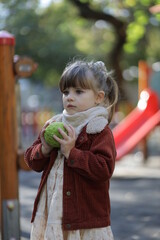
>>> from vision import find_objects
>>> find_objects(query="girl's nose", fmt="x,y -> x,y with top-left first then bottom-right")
67,93 -> 74,101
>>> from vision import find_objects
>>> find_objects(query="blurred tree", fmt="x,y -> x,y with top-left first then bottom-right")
1,0 -> 84,85
68,0 -> 160,98
1,0 -> 160,98
1,0 -> 115,86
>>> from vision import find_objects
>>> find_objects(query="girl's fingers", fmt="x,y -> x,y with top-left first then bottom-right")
49,119 -> 56,125
58,127 -> 68,140
63,123 -> 70,133
63,124 -> 75,137
44,121 -> 50,128
53,134 -> 64,144
53,124 -> 75,142
44,119 -> 55,129
42,119 -> 56,136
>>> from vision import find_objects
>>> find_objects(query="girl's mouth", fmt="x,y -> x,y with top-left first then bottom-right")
67,104 -> 75,108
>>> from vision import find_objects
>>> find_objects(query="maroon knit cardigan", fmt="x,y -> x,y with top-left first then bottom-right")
24,125 -> 116,231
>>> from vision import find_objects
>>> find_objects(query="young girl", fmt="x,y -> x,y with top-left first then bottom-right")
25,59 -> 118,240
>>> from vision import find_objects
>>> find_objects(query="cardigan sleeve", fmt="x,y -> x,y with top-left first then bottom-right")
24,135 -> 51,172
24,114 -> 62,172
66,127 -> 116,182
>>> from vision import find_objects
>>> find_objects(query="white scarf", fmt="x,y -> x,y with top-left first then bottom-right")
62,106 -> 108,136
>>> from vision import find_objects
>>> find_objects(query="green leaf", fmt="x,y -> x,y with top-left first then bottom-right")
127,23 -> 145,42
134,10 -> 149,25
124,0 -> 136,7
124,43 -> 136,53
155,13 -> 160,21
139,0 -> 151,6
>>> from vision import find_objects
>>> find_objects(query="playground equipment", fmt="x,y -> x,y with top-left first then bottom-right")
113,61 -> 160,161
113,89 -> 160,160
0,30 -> 36,240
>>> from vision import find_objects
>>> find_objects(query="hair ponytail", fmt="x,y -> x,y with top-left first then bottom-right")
87,61 -> 118,123
106,75 -> 118,123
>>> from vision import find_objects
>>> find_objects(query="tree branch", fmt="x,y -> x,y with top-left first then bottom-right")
69,0 -> 127,99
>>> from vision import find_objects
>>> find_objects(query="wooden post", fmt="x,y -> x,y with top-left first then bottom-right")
0,31 -> 20,239
138,61 -> 151,161
138,61 -> 150,97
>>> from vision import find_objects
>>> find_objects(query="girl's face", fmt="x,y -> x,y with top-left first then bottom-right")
62,87 -> 99,115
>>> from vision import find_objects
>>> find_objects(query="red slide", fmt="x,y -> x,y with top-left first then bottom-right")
113,89 -> 160,161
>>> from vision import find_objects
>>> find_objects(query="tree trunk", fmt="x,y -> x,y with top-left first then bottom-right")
69,0 -> 127,99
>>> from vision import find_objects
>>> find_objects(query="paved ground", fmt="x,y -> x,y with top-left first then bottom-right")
111,159 -> 160,240
18,153 -> 160,240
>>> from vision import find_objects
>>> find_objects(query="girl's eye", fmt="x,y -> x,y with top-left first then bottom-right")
76,89 -> 84,94
63,90 -> 69,95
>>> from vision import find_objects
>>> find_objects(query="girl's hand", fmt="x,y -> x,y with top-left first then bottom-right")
53,124 -> 76,159
40,120 -> 54,155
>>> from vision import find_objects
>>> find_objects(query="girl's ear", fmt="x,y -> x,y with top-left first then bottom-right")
95,91 -> 105,104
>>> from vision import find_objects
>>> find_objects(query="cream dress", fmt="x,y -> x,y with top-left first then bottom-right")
30,107 -> 114,240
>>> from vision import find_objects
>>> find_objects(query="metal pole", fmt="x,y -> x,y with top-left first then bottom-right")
0,30 -> 20,239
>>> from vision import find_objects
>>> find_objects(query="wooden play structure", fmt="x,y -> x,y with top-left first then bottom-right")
0,30 -> 36,240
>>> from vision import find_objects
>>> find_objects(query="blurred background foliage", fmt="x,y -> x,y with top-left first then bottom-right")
1,0 -> 160,147
0,0 -> 160,93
